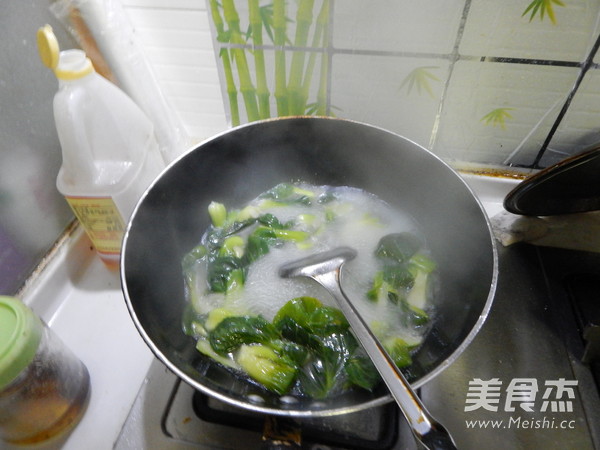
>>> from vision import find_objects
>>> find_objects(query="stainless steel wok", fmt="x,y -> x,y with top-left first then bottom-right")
120,117 -> 498,417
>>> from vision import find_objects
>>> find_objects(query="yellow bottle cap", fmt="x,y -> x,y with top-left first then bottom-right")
37,24 -> 94,80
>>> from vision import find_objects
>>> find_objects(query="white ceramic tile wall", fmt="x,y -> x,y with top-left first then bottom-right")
331,54 -> 449,148
121,0 -> 600,169
434,61 -> 579,165
461,1 -> 599,61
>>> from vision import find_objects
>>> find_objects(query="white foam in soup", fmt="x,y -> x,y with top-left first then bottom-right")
188,184 -> 432,346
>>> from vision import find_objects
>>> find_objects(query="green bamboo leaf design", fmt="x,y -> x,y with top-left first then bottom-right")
399,66 -> 441,98
248,4 -> 293,45
259,4 -> 279,43
522,0 -> 566,25
244,5 -> 273,43
216,29 -> 232,44
481,108 -> 515,130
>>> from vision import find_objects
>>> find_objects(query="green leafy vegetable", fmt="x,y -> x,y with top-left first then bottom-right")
345,355 -> 379,391
299,353 -> 346,399
244,234 -> 271,263
237,344 -> 298,394
274,297 -> 349,335
204,308 -> 238,332
273,296 -> 323,327
257,213 -> 292,229
299,330 -> 358,398
375,232 -> 422,264
207,256 -> 246,293
259,182 -> 314,205
219,236 -> 245,258
208,315 -> 279,355
408,253 -> 437,274
181,244 -> 207,271
383,337 -> 413,368
397,297 -> 429,327
182,183 -> 438,397
275,316 -> 322,350
208,201 -> 227,227
306,306 -> 349,334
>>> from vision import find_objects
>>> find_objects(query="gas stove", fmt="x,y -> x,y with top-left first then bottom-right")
11,175 -> 600,450
112,243 -> 600,450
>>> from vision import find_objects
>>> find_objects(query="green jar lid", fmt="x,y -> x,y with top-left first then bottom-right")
0,296 -> 43,390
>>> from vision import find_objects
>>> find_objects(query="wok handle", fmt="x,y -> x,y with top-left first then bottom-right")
311,269 -> 458,450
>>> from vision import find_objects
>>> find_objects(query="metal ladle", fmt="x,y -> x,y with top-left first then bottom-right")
279,247 -> 458,450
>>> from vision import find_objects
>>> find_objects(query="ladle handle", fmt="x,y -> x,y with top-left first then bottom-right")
311,269 -> 458,450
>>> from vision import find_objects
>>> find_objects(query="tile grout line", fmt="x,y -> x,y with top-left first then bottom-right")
428,0 -> 473,151
527,30 -> 600,168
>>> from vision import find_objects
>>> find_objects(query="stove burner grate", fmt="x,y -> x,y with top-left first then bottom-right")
192,390 -> 400,449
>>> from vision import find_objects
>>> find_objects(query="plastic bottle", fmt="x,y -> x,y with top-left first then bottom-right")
0,296 -> 90,445
36,25 -> 165,269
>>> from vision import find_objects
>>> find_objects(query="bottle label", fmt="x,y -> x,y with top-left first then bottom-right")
65,196 -> 125,255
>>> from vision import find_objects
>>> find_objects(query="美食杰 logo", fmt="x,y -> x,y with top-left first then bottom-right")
463,378 -> 579,430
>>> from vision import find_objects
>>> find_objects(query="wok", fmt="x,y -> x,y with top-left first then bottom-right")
121,117 -> 497,417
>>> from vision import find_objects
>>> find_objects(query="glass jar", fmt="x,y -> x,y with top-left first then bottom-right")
0,296 -> 90,445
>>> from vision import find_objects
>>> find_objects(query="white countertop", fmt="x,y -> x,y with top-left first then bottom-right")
11,226 -> 154,450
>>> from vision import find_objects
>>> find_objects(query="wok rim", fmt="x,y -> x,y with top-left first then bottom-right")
120,116 -> 499,417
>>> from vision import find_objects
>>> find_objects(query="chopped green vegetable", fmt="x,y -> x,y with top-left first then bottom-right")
299,353 -> 345,399
306,306 -> 349,334
382,264 -> 414,289
406,270 -> 429,309
273,296 -> 323,328
275,316 -> 322,350
226,268 -> 245,293
205,307 -> 238,332
366,272 -> 403,304
207,255 -> 246,293
236,205 -> 261,222
182,303 -> 206,336
208,315 -> 279,355
383,337 -> 413,368
297,213 -> 316,226
208,201 -> 227,227
219,236 -> 245,258
408,253 -> 437,274
262,183 -> 295,200
375,232 -> 422,264
271,339 -> 309,366
181,244 -> 207,270
197,339 -> 240,370
270,228 -> 310,243
299,331 -> 357,398
257,213 -> 292,229
345,355 -> 379,391
274,297 -> 349,335
259,182 -> 314,205
397,297 -> 429,327
244,234 -> 271,263
237,344 -> 298,394
182,183 -> 438,397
